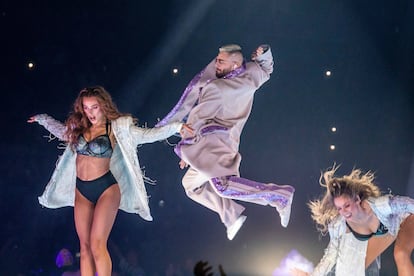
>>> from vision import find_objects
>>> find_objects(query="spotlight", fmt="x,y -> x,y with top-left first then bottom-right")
27,61 -> 35,70
330,145 -> 336,151
325,70 -> 331,77
331,127 -> 337,132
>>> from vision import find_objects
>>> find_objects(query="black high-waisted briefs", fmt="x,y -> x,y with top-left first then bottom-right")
76,171 -> 117,204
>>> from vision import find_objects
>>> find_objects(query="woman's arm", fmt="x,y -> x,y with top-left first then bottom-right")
130,121 -> 183,145
310,218 -> 346,275
310,237 -> 339,275
389,195 -> 414,215
28,114 -> 67,141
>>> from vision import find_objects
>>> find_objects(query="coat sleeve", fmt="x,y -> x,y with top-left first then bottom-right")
368,195 -> 414,236
389,195 -> 414,214
311,219 -> 343,275
155,59 -> 217,127
311,240 -> 338,275
130,121 -> 183,145
34,113 -> 67,141
254,44 -> 274,75
245,44 -> 274,89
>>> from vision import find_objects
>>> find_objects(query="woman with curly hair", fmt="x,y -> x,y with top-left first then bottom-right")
293,165 -> 414,276
28,86 -> 188,276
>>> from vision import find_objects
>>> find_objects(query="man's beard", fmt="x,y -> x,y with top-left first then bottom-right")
216,69 -> 230,78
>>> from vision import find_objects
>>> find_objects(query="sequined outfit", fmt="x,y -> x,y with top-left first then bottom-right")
311,195 -> 414,276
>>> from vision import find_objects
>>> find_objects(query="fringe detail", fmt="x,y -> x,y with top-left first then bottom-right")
141,166 -> 157,185
44,133 -> 58,142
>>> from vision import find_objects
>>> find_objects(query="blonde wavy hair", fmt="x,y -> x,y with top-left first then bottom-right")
309,164 -> 382,233
64,86 -> 134,146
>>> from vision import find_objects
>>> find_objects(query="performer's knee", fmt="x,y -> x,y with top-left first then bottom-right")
182,174 -> 204,195
394,215 -> 414,264
394,235 -> 414,266
394,244 -> 413,267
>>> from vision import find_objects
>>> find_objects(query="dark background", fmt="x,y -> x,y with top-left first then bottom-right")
1,0 -> 414,275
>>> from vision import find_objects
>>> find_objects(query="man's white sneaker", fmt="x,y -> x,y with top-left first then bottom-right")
226,215 -> 247,240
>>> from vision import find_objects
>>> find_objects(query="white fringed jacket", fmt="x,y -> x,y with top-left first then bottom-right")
34,114 -> 182,221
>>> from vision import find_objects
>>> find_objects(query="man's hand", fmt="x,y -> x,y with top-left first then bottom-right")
180,123 -> 194,137
251,46 -> 264,61
179,159 -> 188,169
27,116 -> 37,123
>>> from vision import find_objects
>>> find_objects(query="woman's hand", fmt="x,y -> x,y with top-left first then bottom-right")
290,268 -> 310,276
27,116 -> 37,123
180,123 -> 194,137
179,159 -> 188,170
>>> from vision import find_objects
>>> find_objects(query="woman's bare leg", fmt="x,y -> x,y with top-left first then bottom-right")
365,233 -> 396,268
394,214 -> 414,276
90,184 -> 121,276
74,189 -> 96,276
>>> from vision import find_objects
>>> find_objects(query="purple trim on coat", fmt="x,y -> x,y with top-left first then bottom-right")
173,144 -> 182,158
223,61 -> 246,79
174,136 -> 196,158
171,61 -> 247,159
200,125 -> 228,135
155,69 -> 206,127
174,126 -> 228,159
156,61 -> 246,128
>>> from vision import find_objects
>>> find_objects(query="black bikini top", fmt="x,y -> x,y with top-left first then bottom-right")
76,122 -> 113,158
346,221 -> 389,241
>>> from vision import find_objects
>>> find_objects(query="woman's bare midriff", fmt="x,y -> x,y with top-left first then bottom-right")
76,154 -> 111,181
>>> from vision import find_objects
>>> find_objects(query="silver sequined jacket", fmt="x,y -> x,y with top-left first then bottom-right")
312,194 -> 414,276
34,114 -> 182,221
